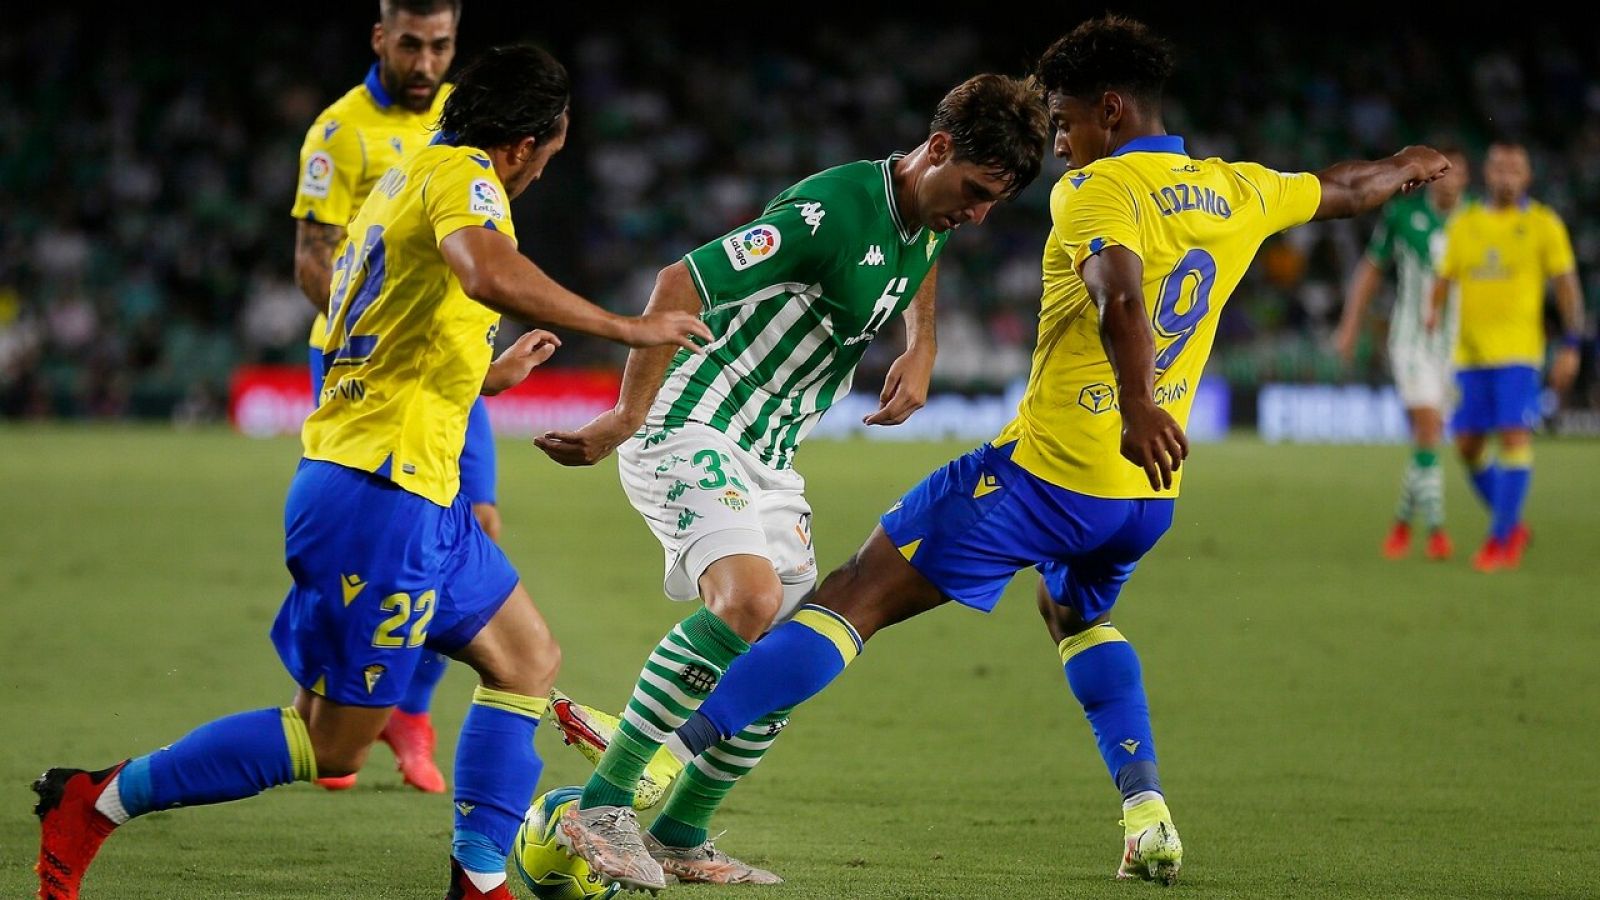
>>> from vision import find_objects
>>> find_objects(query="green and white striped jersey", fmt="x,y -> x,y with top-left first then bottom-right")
1367,193 -> 1455,354
649,154 -> 948,470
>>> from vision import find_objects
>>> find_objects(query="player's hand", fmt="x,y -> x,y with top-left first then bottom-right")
534,407 -> 638,466
1423,304 -> 1440,333
1331,320 -> 1359,364
483,329 -> 560,395
1395,146 -> 1452,194
1550,344 -> 1581,395
622,310 -> 712,352
1120,398 -> 1189,491
864,348 -> 934,426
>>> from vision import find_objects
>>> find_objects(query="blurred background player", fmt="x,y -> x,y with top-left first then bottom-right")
569,15 -> 1451,889
289,0 -> 468,793
538,73 -> 1050,890
1333,147 -> 1470,561
33,44 -> 711,900
1426,142 -> 1586,572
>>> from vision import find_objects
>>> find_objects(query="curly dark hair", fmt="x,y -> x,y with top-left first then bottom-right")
437,44 -> 569,149
1036,15 -> 1175,105
929,73 -> 1050,200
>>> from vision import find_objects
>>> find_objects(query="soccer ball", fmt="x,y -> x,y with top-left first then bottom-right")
513,786 -> 621,899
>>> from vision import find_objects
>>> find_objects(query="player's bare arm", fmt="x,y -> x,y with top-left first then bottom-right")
534,261 -> 703,466
293,219 -> 347,313
1424,275 -> 1453,332
441,226 -> 710,351
1313,146 -> 1452,221
1333,257 -> 1383,363
1087,244 -> 1188,491
1550,269 -> 1586,393
865,260 -> 938,427
482,329 -> 561,395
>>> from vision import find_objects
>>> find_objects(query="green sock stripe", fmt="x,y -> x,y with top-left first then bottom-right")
648,813 -> 711,850
658,758 -> 740,835
679,608 -> 750,665
581,772 -> 636,808
1413,448 -> 1438,467
622,694 -> 677,735
690,751 -> 747,780
629,681 -> 692,728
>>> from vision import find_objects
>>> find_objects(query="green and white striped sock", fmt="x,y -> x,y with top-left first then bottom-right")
649,707 -> 793,849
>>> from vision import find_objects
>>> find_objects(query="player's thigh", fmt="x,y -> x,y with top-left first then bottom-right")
1451,368 -> 1496,437
452,581 -> 559,697
619,425 -> 775,603
756,470 -> 818,624
809,525 -> 946,641
1037,497 -> 1175,627
430,493 -> 535,684
272,461 -> 443,710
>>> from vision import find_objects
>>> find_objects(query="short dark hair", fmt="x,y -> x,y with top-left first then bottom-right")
380,0 -> 460,21
438,45 -> 570,149
1035,15 -> 1175,106
930,74 -> 1050,200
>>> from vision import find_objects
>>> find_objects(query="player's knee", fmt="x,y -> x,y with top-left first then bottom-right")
705,582 -> 784,641
309,737 -> 371,779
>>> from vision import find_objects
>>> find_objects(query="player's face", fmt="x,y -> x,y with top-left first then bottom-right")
373,10 -> 458,113
1429,153 -> 1469,208
504,113 -> 570,200
1048,91 -> 1110,170
917,133 -> 1012,232
1483,146 -> 1531,205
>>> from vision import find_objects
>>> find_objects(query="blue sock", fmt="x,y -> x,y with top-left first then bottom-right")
1059,626 -> 1160,799
1491,447 -> 1532,542
700,605 -> 861,738
1468,458 -> 1499,510
118,707 -> 315,818
451,687 -> 547,878
399,651 -> 449,715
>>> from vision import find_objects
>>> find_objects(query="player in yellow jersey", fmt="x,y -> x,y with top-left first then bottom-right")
1426,142 -> 1585,572
581,16 -> 1450,889
290,0 -> 464,796
33,45 -> 710,900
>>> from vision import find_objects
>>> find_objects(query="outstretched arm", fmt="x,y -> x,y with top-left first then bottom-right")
534,262 -> 704,466
1313,147 -> 1452,221
1333,257 -> 1384,363
440,226 -> 709,351
1086,245 -> 1188,491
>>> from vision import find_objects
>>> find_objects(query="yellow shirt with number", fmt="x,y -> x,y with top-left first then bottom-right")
994,135 -> 1322,498
301,144 -> 514,506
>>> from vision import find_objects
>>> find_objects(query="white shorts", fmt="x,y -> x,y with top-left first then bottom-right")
618,424 -> 817,618
1389,344 -> 1453,411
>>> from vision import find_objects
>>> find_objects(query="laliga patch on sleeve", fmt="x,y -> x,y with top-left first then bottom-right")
469,178 -> 507,220
302,151 -> 333,199
722,225 -> 782,271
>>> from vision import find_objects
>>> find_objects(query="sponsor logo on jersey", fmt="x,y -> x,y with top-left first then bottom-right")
723,226 -> 781,270
1078,382 -> 1117,414
302,151 -> 334,198
469,179 -> 506,219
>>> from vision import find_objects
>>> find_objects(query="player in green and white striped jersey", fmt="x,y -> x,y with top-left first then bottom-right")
1334,147 -> 1469,561
535,73 -> 1051,890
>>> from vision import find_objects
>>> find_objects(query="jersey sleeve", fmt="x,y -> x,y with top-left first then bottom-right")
423,153 -> 517,247
1436,215 -> 1465,279
290,117 -> 364,225
1049,169 -> 1142,270
1364,206 -> 1396,267
682,189 -> 861,312
1538,208 -> 1577,278
1232,162 -> 1322,236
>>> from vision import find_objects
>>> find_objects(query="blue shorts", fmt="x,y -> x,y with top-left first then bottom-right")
309,346 -> 497,505
271,459 -> 519,707
881,443 -> 1174,620
1453,365 -> 1541,434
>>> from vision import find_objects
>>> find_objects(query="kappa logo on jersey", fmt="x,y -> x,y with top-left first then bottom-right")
469,179 -> 506,220
302,151 -> 334,198
795,201 -> 826,235
859,245 -> 884,266
723,225 -> 782,270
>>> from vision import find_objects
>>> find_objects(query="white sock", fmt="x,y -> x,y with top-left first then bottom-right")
93,772 -> 131,825
463,868 -> 506,893
1123,790 -> 1164,811
664,732 -> 693,765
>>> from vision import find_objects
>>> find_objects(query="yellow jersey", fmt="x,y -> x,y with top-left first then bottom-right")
994,135 -> 1322,498
1437,199 -> 1575,369
301,143 -> 514,506
290,66 -> 452,345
